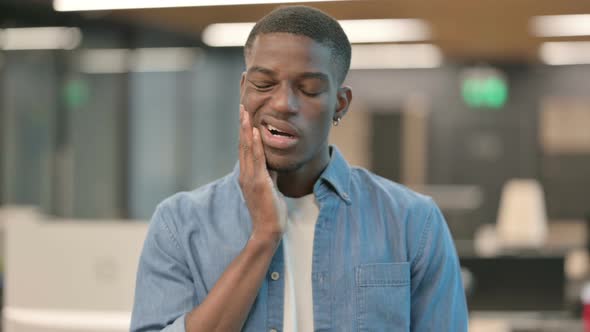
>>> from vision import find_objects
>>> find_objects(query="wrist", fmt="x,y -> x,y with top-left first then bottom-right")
248,229 -> 281,251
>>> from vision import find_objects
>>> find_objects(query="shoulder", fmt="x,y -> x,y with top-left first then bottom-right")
349,166 -> 435,213
150,172 -> 239,233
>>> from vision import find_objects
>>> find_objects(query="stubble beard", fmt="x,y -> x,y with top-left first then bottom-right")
265,158 -> 305,173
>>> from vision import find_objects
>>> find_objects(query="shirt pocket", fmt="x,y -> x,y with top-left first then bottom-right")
355,262 -> 411,332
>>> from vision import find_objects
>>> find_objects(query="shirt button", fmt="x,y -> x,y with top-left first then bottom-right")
270,271 -> 280,281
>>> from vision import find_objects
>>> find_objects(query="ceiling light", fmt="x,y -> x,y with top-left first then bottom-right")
540,41 -> 590,65
131,47 -> 200,72
0,27 -> 81,50
531,14 -> 590,37
202,23 -> 255,47
54,0 -> 344,11
78,47 -> 201,73
79,49 -> 131,74
340,19 -> 430,43
350,44 -> 442,69
202,19 -> 431,47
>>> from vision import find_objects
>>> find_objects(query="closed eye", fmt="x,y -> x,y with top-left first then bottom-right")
298,78 -> 327,97
249,80 -> 274,91
301,89 -> 322,97
299,85 -> 326,97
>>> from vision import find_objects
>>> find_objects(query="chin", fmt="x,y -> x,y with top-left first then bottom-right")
265,155 -> 305,173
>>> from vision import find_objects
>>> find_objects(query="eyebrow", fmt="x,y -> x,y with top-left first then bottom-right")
299,72 -> 330,82
247,66 -> 330,82
247,66 -> 276,78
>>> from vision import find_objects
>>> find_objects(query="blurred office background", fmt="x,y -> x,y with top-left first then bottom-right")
1,0 -> 590,331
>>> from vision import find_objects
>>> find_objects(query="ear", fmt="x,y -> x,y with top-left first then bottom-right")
334,85 -> 353,121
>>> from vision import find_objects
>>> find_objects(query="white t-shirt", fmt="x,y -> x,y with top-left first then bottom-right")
282,193 -> 320,332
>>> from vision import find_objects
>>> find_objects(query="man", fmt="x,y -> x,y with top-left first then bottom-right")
131,5 -> 468,332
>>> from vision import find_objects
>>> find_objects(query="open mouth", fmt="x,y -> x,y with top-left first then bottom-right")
265,123 -> 295,138
259,120 -> 299,149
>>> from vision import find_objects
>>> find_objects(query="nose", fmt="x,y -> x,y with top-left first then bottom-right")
269,82 -> 299,114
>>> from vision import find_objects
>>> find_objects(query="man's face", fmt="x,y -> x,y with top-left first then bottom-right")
240,32 -> 350,173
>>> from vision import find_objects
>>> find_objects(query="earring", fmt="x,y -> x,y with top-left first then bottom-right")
333,117 -> 341,126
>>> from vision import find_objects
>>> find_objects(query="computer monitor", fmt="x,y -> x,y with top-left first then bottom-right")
461,255 -> 565,311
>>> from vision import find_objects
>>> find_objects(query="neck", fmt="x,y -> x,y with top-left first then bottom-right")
276,148 -> 330,198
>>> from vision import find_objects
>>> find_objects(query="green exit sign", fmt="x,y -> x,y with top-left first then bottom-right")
461,67 -> 508,109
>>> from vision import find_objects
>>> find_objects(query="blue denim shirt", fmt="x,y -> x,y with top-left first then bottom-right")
131,147 -> 468,332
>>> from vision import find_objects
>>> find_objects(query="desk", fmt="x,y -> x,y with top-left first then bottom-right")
470,311 -> 583,332
461,255 -> 565,311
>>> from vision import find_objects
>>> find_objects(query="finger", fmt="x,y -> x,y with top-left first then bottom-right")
244,107 -> 258,175
238,106 -> 244,160
252,127 -> 267,174
238,105 -> 246,173
239,105 -> 253,176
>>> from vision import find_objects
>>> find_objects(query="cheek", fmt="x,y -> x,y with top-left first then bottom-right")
241,87 -> 268,113
302,102 -> 334,136
306,98 -> 334,122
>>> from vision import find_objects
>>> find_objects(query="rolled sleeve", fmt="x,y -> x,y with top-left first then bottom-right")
130,203 -> 196,332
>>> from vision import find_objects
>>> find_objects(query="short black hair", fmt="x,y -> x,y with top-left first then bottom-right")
244,5 -> 351,84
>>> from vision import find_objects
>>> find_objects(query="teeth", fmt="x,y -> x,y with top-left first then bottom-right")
267,124 -> 286,134
266,123 -> 294,138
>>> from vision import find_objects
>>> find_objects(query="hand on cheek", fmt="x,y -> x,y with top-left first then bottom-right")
238,104 -> 287,244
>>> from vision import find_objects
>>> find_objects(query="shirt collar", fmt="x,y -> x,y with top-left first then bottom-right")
314,145 -> 352,205
231,145 -> 352,204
